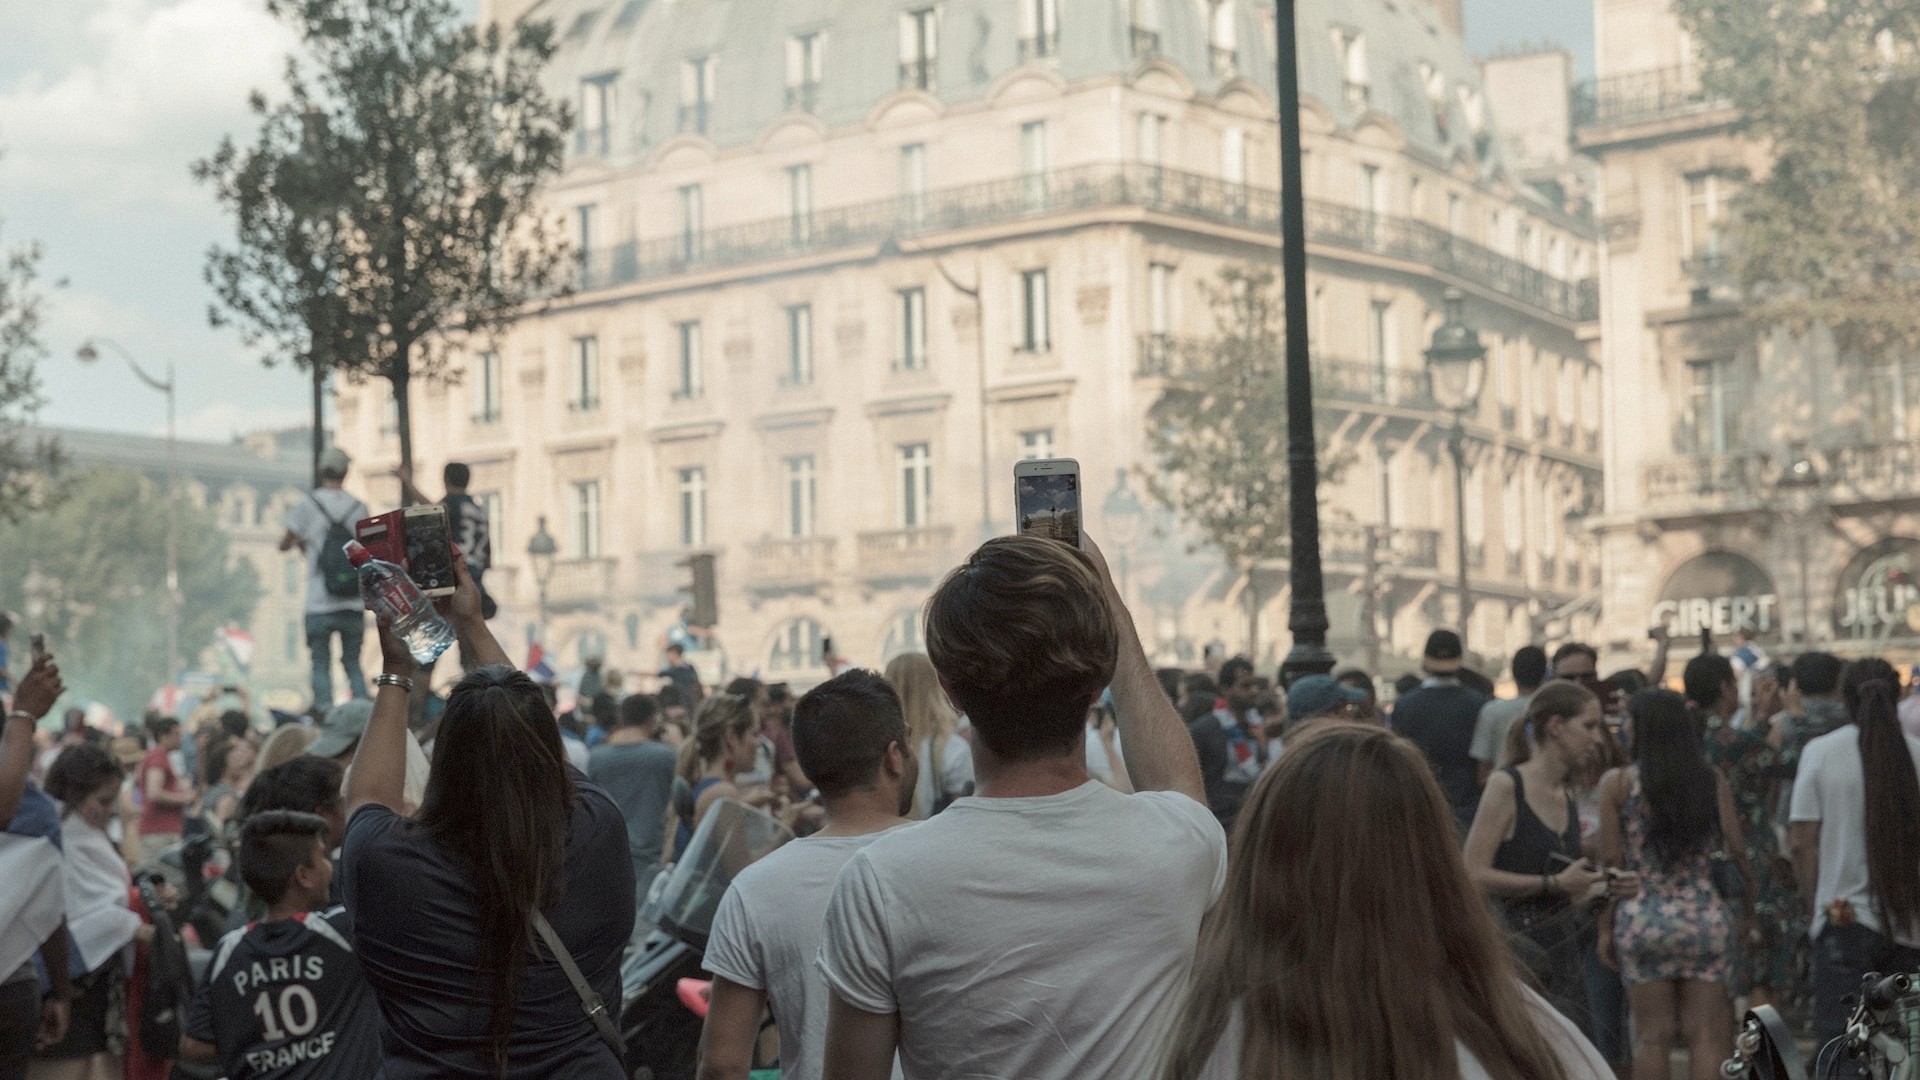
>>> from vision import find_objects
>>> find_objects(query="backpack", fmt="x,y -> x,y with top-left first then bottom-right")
311,493 -> 361,599
134,877 -> 193,1060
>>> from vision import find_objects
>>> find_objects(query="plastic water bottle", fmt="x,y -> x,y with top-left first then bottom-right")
344,540 -> 455,665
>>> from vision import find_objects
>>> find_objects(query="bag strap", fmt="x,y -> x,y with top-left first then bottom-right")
530,911 -> 624,1056
309,491 -> 349,529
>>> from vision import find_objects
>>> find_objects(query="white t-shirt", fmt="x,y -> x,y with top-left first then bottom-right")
1789,723 -> 1920,944
285,487 -> 370,615
817,781 -> 1228,1080
705,827 -> 914,1080
1194,984 -> 1612,1080
913,734 -> 973,816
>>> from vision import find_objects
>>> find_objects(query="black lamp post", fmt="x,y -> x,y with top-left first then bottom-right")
1425,288 -> 1488,632
1275,0 -> 1335,686
527,516 -> 558,643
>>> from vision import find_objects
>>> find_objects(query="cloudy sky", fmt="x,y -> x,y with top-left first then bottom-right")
1,0 -> 1591,442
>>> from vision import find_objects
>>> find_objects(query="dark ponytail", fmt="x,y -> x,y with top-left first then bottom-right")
1628,689 -> 1717,866
1845,659 -> 1920,938
417,665 -> 575,1077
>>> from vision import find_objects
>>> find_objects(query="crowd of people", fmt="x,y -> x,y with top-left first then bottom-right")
8,452 -> 1920,1079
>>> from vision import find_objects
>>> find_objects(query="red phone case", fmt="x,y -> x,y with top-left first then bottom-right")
354,509 -> 407,566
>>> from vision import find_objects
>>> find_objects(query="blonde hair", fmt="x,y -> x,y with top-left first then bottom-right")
884,652 -> 959,818
258,724 -> 320,772
676,692 -> 756,786
1159,722 -> 1573,1080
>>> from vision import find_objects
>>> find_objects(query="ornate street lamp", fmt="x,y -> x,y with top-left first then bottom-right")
1101,469 -> 1145,599
1778,444 -> 1824,646
527,516 -> 558,643
1425,288 -> 1488,632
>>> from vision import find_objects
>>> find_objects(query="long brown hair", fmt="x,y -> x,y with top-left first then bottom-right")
1160,723 -> 1573,1080
416,665 -> 574,1077
883,652 -> 958,817
675,692 -> 755,786
1845,659 -> 1920,938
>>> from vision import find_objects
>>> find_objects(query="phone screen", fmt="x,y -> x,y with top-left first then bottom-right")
29,633 -> 46,663
404,507 -> 456,596
1016,466 -> 1082,548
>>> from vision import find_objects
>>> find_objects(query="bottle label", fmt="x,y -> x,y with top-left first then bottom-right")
379,581 -> 417,620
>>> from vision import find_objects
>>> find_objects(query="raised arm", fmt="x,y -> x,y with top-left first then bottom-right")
2,655 -> 63,825
446,554 -> 508,670
1083,535 -> 1204,803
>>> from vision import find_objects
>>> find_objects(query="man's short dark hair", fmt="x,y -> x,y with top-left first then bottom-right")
725,676 -> 763,700
657,683 -> 687,710
1793,652 -> 1845,697
791,670 -> 906,800
1182,673 -> 1218,699
219,709 -> 250,740
148,715 -> 180,740
766,683 -> 793,706
1550,642 -> 1598,672
666,643 -> 685,658
443,462 -> 471,489
1684,653 -> 1736,709
618,694 -> 660,730
925,537 -> 1117,762
1155,668 -> 1183,704
1512,646 -> 1550,690
1217,657 -> 1254,689
240,810 -> 330,905
240,757 -> 345,822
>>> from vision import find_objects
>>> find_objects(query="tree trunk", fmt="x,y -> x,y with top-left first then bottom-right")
390,346 -> 414,503
1245,571 -> 1261,663
311,360 -> 326,488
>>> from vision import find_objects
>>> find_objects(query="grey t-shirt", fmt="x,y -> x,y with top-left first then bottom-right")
586,740 -> 680,890
1471,695 -> 1533,766
284,487 -> 369,615
706,828 -> 914,1080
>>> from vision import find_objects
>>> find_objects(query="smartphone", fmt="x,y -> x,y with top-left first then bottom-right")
1014,457 -> 1083,548
402,504 -> 457,597
29,632 -> 46,663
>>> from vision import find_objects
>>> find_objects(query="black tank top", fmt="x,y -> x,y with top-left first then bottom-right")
1493,766 -> 1581,919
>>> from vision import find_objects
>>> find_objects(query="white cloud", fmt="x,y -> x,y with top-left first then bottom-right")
0,0 -> 296,217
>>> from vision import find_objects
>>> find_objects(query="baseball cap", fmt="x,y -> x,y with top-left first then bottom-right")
1286,674 -> 1368,721
307,698 -> 372,759
319,447 -> 351,476
1423,630 -> 1465,674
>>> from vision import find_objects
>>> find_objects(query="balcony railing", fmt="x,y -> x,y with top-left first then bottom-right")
785,82 -> 820,114
547,557 -> 617,611
1018,31 -> 1059,62
1129,26 -> 1161,58
1136,334 -> 1436,410
746,536 -> 836,589
1829,442 -> 1920,504
1572,65 -> 1726,130
574,126 -> 610,157
899,58 -> 933,90
1323,524 -> 1442,571
856,525 -> 954,583
677,101 -> 710,135
1642,454 -> 1761,509
575,163 -> 1600,322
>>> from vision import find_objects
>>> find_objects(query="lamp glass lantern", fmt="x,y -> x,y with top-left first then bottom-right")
1425,288 -> 1488,412
527,516 -> 559,591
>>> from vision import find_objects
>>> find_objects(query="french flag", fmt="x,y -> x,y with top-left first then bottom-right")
526,642 -> 556,685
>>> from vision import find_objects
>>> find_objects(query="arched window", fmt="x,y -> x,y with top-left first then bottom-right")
765,617 -> 831,684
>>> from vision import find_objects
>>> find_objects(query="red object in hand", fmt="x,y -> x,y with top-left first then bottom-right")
676,978 -> 712,1019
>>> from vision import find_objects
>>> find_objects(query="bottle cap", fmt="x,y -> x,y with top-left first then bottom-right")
343,540 -> 371,567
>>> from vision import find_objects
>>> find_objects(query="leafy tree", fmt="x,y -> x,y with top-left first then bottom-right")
0,465 -> 261,719
1676,0 -> 1920,357
1144,265 -> 1351,657
197,0 -> 573,480
0,219 -> 63,522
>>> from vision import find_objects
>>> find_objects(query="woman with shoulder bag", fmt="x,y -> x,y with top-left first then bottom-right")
1598,689 -> 1747,1080
1465,681 -> 1614,1036
338,556 -> 636,1079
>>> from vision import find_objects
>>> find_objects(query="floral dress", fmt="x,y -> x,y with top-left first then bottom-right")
1704,711 -> 1811,996
1613,776 -> 1735,985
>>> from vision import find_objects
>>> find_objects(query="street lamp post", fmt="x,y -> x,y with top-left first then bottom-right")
1424,289 -> 1488,634
1101,469 -> 1145,601
78,337 -> 180,682
527,516 -> 558,645
1275,0 -> 1336,686
1778,447 -> 1824,646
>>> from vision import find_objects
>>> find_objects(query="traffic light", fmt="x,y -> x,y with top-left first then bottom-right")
684,552 -> 718,628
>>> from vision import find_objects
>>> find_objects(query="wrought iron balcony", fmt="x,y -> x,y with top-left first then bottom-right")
1642,453 -> 1762,512
574,126 -> 610,157
573,163 -> 1600,322
746,536 -> 836,589
899,58 -> 933,90
1322,524 -> 1443,572
1129,26 -> 1161,58
677,101 -> 710,135
785,82 -> 820,114
1136,334 -> 1436,411
856,525 -> 954,583
1018,31 -> 1059,62
1572,65 -> 1726,130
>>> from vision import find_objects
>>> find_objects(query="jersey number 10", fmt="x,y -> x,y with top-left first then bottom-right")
252,986 -> 320,1041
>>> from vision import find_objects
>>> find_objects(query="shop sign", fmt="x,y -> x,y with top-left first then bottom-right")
1652,551 -> 1779,638
1833,538 -> 1920,641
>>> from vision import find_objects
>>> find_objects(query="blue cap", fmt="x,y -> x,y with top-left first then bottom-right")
1286,674 -> 1367,721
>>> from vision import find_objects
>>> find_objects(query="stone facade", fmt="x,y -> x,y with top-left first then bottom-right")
335,0 -> 1603,689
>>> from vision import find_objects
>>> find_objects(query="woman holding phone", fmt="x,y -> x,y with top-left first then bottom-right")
338,555 -> 635,1078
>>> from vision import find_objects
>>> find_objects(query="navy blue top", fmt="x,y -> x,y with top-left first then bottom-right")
339,771 -> 635,1079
